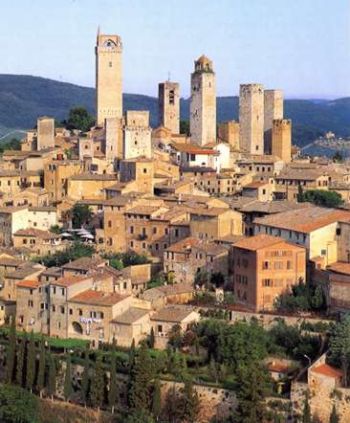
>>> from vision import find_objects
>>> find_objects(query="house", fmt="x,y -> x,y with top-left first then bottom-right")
110,307 -> 151,347
13,228 -> 68,257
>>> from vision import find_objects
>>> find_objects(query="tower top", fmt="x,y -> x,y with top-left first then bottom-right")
194,55 -> 214,73
96,33 -> 122,49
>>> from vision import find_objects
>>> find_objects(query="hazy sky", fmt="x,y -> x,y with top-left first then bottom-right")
1,0 -> 350,98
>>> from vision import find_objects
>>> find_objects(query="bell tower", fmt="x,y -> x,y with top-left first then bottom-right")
95,30 -> 123,126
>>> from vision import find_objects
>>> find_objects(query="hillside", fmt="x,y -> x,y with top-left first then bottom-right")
1,74 -> 350,147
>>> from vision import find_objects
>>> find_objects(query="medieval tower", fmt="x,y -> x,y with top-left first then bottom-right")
239,84 -> 264,155
272,119 -> 292,163
264,89 -> 283,154
190,55 -> 216,146
158,81 -> 180,134
95,31 -> 123,126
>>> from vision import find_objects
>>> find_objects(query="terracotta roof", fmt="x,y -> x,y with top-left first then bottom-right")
243,181 -> 269,189
142,283 -> 194,301
126,206 -> 161,216
239,200 -> 310,214
233,234 -> 288,251
70,289 -> 128,306
254,206 -> 350,233
0,257 -> 25,267
7,265 -> 43,280
14,229 -> 60,240
111,307 -> 149,324
172,143 -> 218,155
151,305 -> 197,323
53,275 -> 88,287
276,168 -> 327,181
166,237 -> 200,253
70,173 -> 117,181
312,363 -> 343,379
327,261 -> 350,276
16,279 -> 40,289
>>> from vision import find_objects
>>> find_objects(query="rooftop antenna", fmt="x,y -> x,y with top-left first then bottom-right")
167,71 -> 171,82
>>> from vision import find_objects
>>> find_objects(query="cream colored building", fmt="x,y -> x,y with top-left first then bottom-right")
123,111 -> 152,160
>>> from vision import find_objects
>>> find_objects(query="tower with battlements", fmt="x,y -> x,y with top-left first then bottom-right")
190,55 -> 216,146
158,81 -> 180,134
272,119 -> 291,163
95,31 -> 123,126
264,89 -> 283,154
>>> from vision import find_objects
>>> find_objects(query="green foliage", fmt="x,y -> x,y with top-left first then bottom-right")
0,138 -> 21,154
210,272 -> 225,287
298,189 -> 344,208
329,314 -> 350,386
26,332 -> 36,392
0,384 -> 40,423
329,403 -> 340,423
16,334 -> 26,387
181,379 -> 200,423
63,355 -> 73,401
302,391 -> 312,423
128,343 -> 154,413
89,356 -> 106,409
103,252 -> 149,270
333,151 -> 344,163
274,281 -> 326,313
125,410 -> 155,423
151,378 -> 161,420
47,354 -> 56,398
66,106 -> 95,132
148,274 -> 166,289
168,324 -> 183,350
148,327 -> 155,349
81,348 -> 90,405
233,362 -> 272,423
72,204 -> 93,229
5,319 -> 16,383
108,349 -> 118,414
180,120 -> 190,135
35,241 -> 95,267
49,225 -> 61,234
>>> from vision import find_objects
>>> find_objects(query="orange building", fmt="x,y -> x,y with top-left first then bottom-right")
232,234 -> 306,311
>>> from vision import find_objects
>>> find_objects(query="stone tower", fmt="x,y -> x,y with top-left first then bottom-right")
95,30 -> 123,127
37,116 -> 55,150
158,81 -> 180,134
190,55 -> 216,146
272,119 -> 292,163
218,121 -> 240,150
239,84 -> 264,155
105,117 -> 123,162
264,89 -> 283,154
123,111 -> 152,160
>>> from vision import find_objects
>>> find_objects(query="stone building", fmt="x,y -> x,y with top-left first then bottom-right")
190,55 -> 216,146
158,81 -> 180,134
218,121 -> 240,149
239,84 -> 264,155
272,119 -> 292,163
105,117 -> 123,162
37,117 -> 55,151
232,234 -> 306,311
95,32 -> 123,126
119,158 -> 154,195
123,111 -> 152,160
264,90 -> 283,154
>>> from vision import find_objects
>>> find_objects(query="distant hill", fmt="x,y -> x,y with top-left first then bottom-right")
1,74 -> 350,147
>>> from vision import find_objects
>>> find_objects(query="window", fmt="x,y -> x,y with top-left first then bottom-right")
130,226 -> 134,234
108,220 -> 112,228
28,300 -> 33,307
153,227 -> 157,234
286,261 -> 292,270
61,288 -> 65,296
78,309 -> 83,316
262,279 -> 272,287
262,261 -> 269,270
69,308 -> 73,315
336,228 -> 341,236
143,168 -> 147,174
157,325 -> 163,333
60,306 -> 65,314
52,305 -> 56,312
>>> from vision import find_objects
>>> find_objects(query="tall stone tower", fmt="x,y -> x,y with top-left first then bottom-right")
218,121 -> 240,150
190,55 -> 216,146
239,84 -> 264,155
272,119 -> 292,163
37,116 -> 55,150
158,81 -> 180,134
95,30 -> 123,127
264,89 -> 283,154
105,117 -> 123,162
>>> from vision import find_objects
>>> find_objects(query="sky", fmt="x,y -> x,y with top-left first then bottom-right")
1,0 -> 350,99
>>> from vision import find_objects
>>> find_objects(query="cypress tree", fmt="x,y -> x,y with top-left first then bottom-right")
329,404 -> 340,423
302,391 -> 312,423
128,338 -> 136,371
5,318 -> 16,383
181,378 -> 199,423
90,356 -> 105,410
47,354 -> 56,400
81,347 -> 90,406
152,378 -> 161,421
149,327 -> 155,348
129,342 -> 154,413
63,355 -> 73,401
108,349 -> 118,414
15,333 -> 26,387
26,331 -> 36,392
36,338 -> 46,397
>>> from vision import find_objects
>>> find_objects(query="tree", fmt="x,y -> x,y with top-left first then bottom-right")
180,120 -> 190,135
36,338 -> 46,397
63,355 -> 73,401
149,327 -> 155,349
299,189 -> 343,208
125,410 -> 155,423
333,151 -> 343,163
168,324 -> 183,350
151,379 -> 161,421
5,318 -> 16,383
108,349 -> 118,414
16,334 -> 26,387
329,314 -> 350,386
233,362 -> 272,423
47,354 -> 56,400
81,347 -> 90,405
210,272 -> 225,288
297,183 -> 304,203
329,404 -> 340,423
302,391 -> 312,423
72,204 -> 92,229
26,332 -> 36,392
128,342 -> 154,413
181,379 -> 200,423
89,356 -> 106,410
0,384 -> 40,423
128,338 -> 136,371
66,107 -> 95,132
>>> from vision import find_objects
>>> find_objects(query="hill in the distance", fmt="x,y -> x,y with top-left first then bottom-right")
1,74 -> 350,147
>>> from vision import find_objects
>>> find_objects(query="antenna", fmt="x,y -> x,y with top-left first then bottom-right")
167,71 -> 171,82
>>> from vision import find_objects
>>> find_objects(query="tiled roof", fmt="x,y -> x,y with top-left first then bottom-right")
16,280 -> 40,289
166,237 -> 200,253
7,265 -> 43,280
254,206 -> 350,233
14,229 -> 60,240
151,305 -> 197,323
111,307 -> 149,324
233,234 -> 287,251
62,256 -> 106,271
70,289 -> 128,306
141,283 -> 194,301
327,261 -> 350,276
312,363 -> 343,379
243,181 -> 269,189
172,143 -> 218,155
53,275 -> 88,287
70,173 -> 117,181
